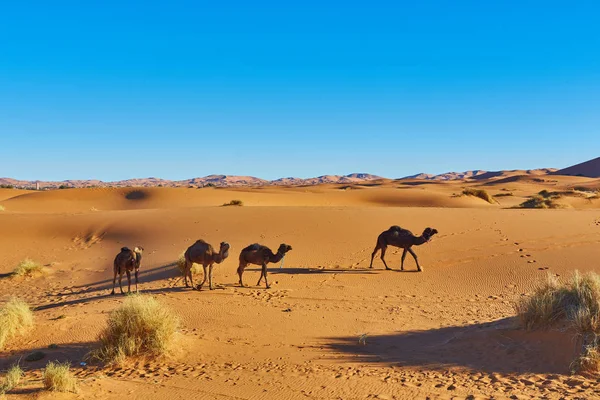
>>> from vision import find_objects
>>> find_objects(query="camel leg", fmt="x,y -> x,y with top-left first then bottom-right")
401,249 -> 407,271
369,243 -> 380,269
183,259 -> 191,287
188,267 -> 196,290
380,245 -> 392,270
209,264 -> 214,290
111,268 -> 117,295
261,263 -> 270,289
237,262 -> 247,287
118,272 -> 124,294
256,267 -> 265,286
135,268 -> 139,292
407,248 -> 422,272
198,264 -> 208,290
126,270 -> 132,293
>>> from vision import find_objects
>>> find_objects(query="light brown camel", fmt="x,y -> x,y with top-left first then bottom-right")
111,246 -> 144,295
369,226 -> 438,271
183,240 -> 230,290
237,243 -> 292,288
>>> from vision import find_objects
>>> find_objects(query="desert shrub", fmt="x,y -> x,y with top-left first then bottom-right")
0,185 -> 14,189
518,195 -> 564,209
1,364 -> 23,392
222,199 -> 243,206
493,193 -> 514,197
0,298 -> 34,350
43,361 -> 77,392
462,188 -> 497,204
176,253 -> 202,275
92,294 -> 179,364
12,259 -> 43,277
515,271 -> 600,373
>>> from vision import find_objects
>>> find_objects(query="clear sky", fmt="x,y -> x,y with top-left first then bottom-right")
1,1 -> 599,181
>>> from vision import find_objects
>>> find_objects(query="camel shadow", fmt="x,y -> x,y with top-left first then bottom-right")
0,341 -> 95,371
323,318 -> 577,375
70,262 -> 181,294
269,267 -> 377,275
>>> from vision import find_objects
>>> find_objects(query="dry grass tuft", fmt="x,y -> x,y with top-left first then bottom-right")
176,253 -> 202,275
518,190 -> 566,209
515,271 -> 600,373
0,298 -> 34,350
12,259 -> 43,277
43,361 -> 77,392
222,199 -> 243,206
1,364 -> 24,392
462,188 -> 497,204
91,294 -> 179,364
0,205 -> 5,211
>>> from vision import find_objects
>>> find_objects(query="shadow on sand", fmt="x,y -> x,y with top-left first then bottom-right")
0,341 -> 95,371
323,318 -> 578,375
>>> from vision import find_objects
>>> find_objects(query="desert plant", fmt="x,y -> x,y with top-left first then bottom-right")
493,192 -> 514,197
1,364 -> 23,392
515,271 -> 600,373
222,199 -> 243,206
43,361 -> 77,392
92,294 -> 179,364
462,188 -> 497,204
0,298 -> 34,350
12,259 -> 43,277
518,195 -> 564,209
176,252 -> 202,275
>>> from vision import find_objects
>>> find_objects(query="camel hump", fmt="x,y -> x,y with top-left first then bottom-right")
121,247 -> 131,252
389,225 -> 402,231
242,243 -> 261,252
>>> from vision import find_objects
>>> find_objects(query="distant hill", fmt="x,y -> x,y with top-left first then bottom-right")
402,168 -> 556,181
0,173 -> 383,190
552,157 -> 600,178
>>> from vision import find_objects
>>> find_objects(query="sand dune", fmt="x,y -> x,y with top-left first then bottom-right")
1,177 -> 600,399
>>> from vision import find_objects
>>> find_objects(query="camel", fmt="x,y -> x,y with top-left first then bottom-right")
111,246 -> 144,295
183,240 -> 230,290
237,243 -> 292,288
369,226 -> 438,271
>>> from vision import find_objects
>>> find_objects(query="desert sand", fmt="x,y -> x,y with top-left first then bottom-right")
1,175 -> 600,399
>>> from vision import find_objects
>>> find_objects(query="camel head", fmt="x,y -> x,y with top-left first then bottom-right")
216,242 -> 230,263
133,246 -> 144,255
422,228 -> 438,242
277,243 -> 293,255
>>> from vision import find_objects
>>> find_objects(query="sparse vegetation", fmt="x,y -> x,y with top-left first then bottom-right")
0,185 -> 14,189
12,259 -> 43,277
222,199 -> 243,206
515,271 -> 600,373
92,294 -> 179,364
43,361 -> 77,392
0,298 -> 34,350
1,364 -> 24,393
493,192 -> 514,197
518,190 -> 566,209
176,252 -> 202,275
462,188 -> 497,204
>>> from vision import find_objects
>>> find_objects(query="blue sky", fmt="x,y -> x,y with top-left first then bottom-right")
1,1 -> 599,180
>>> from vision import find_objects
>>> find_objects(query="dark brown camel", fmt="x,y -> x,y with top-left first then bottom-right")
183,240 -> 230,290
369,226 -> 438,271
237,243 -> 292,288
111,246 -> 144,295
